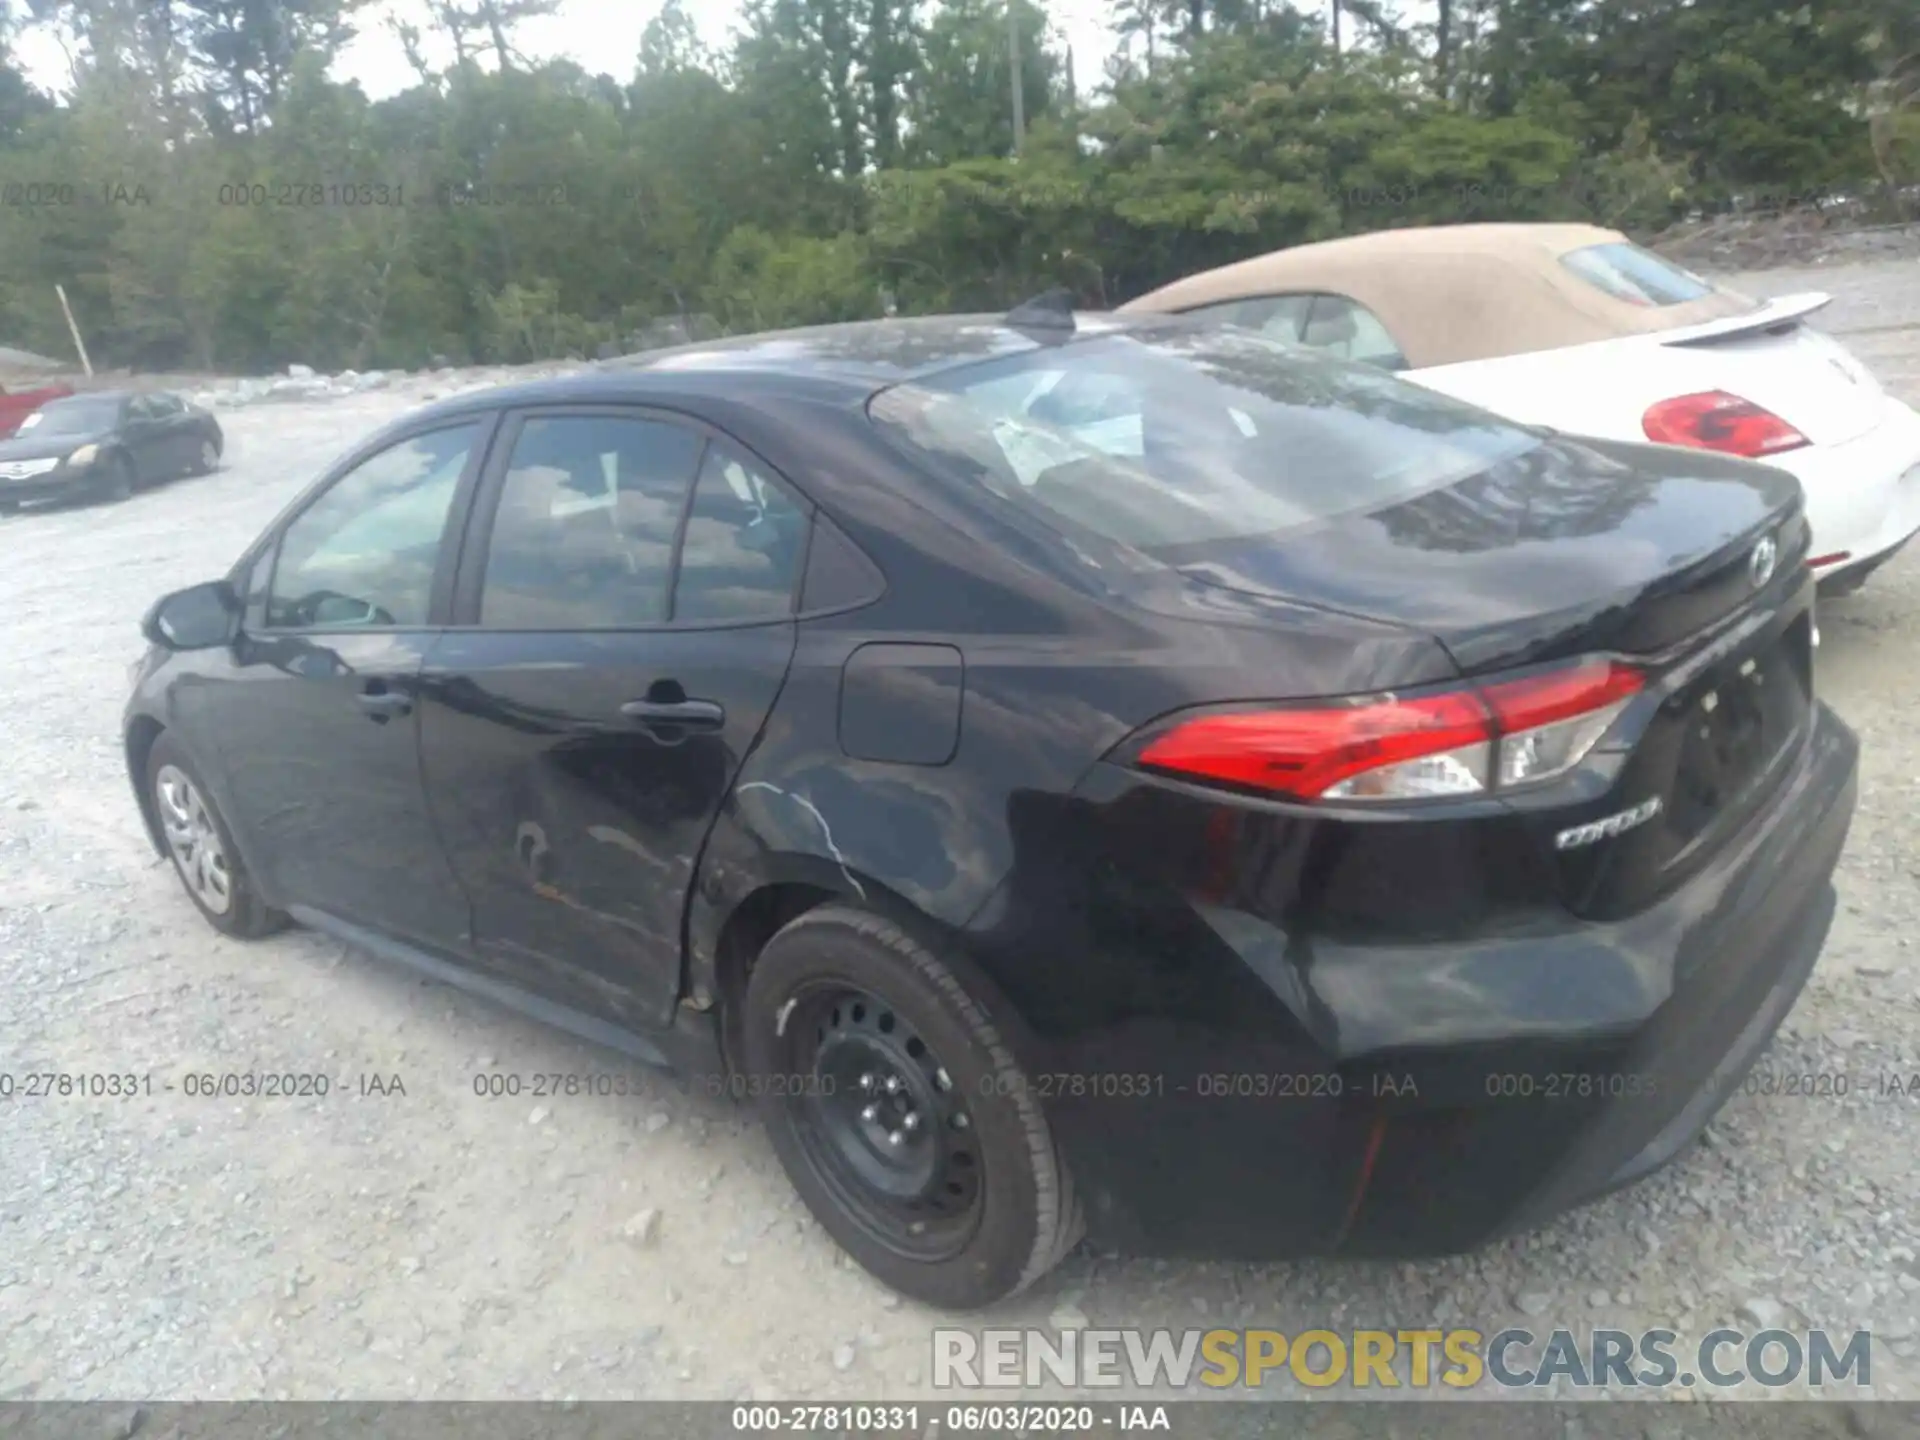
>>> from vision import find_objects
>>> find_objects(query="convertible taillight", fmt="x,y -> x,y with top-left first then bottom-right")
1131,660 -> 1645,802
1642,392 -> 1809,459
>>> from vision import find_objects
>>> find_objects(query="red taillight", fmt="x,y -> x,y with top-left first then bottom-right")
1132,660 -> 1645,802
1134,691 -> 1492,800
1480,659 -> 1645,732
1642,391 -> 1809,459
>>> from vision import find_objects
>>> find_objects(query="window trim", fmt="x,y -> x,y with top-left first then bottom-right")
250,414 -> 501,637
448,403 -> 819,635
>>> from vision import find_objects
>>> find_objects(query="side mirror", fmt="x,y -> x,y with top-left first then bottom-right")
142,580 -> 240,651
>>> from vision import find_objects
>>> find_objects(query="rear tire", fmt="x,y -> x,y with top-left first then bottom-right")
146,732 -> 286,939
744,904 -> 1083,1310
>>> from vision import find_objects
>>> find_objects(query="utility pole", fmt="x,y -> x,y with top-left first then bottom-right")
1008,0 -> 1025,153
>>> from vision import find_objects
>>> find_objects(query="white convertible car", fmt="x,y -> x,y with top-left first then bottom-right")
1122,223 -> 1920,595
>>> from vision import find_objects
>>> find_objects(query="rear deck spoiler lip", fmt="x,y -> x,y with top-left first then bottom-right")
1654,292 -> 1833,348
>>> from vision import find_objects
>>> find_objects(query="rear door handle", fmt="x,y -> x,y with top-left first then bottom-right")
620,698 -> 724,730
357,690 -> 413,721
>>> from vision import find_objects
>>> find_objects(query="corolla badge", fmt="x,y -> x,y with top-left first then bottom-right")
1748,535 -> 1778,590
1555,796 -> 1663,851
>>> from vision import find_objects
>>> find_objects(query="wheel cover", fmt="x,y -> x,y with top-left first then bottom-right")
155,764 -> 233,916
782,982 -> 984,1262
201,441 -> 217,467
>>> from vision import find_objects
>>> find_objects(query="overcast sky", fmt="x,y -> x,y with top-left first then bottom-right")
16,0 -> 1132,102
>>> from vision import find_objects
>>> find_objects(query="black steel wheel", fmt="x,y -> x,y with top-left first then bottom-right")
744,904 -> 1082,1310
783,981 -> 985,1261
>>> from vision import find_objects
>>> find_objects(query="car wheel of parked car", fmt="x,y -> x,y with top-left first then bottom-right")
101,452 -> 136,503
147,733 -> 286,939
744,904 -> 1083,1309
196,438 -> 221,475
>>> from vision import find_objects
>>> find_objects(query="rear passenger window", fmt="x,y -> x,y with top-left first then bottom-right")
480,416 -> 702,627
1186,293 -> 1316,344
1301,296 -> 1409,370
671,444 -> 808,622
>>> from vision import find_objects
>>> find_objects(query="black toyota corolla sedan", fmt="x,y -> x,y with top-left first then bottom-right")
125,306 -> 1856,1309
0,389 -> 222,510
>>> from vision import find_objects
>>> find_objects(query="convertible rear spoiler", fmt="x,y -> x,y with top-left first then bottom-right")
1655,292 -> 1833,349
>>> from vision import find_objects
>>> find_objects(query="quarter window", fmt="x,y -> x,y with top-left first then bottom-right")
671,443 -> 809,622
265,422 -> 479,630
479,415 -> 704,628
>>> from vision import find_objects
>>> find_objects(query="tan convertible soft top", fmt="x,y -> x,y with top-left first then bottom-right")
1119,223 -> 1758,369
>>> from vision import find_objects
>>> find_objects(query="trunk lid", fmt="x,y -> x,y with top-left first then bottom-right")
1173,433 -> 1814,920
1173,433 -> 1804,674
1646,293 -> 1887,447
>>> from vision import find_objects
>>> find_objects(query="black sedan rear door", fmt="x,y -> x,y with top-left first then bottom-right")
416,407 -> 810,1031
122,394 -> 175,481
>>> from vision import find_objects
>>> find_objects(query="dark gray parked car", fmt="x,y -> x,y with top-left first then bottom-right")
0,390 -> 223,511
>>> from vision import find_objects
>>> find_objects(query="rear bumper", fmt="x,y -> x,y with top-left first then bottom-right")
1817,535 -> 1912,595
1776,399 -> 1920,578
1005,704 -> 1856,1259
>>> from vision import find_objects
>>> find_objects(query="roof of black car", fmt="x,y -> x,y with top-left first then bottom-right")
408,313 -> 1164,421
614,314 -> 1125,380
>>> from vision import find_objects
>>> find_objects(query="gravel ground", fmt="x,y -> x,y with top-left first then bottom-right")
4,266 -> 1920,1414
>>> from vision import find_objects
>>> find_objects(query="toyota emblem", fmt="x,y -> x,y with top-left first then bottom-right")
1749,535 -> 1778,589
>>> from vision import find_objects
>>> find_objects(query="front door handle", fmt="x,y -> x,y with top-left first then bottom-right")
357,690 -> 413,721
620,698 -> 724,730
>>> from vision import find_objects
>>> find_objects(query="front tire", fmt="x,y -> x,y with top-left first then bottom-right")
100,452 -> 135,503
195,437 -> 221,475
744,905 -> 1083,1309
147,732 -> 285,938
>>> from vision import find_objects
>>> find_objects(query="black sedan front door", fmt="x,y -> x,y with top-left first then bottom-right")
417,408 -> 809,1029
191,419 -> 495,948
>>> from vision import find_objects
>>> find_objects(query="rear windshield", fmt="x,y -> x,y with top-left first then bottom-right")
866,328 -> 1541,551
1560,243 -> 1716,307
